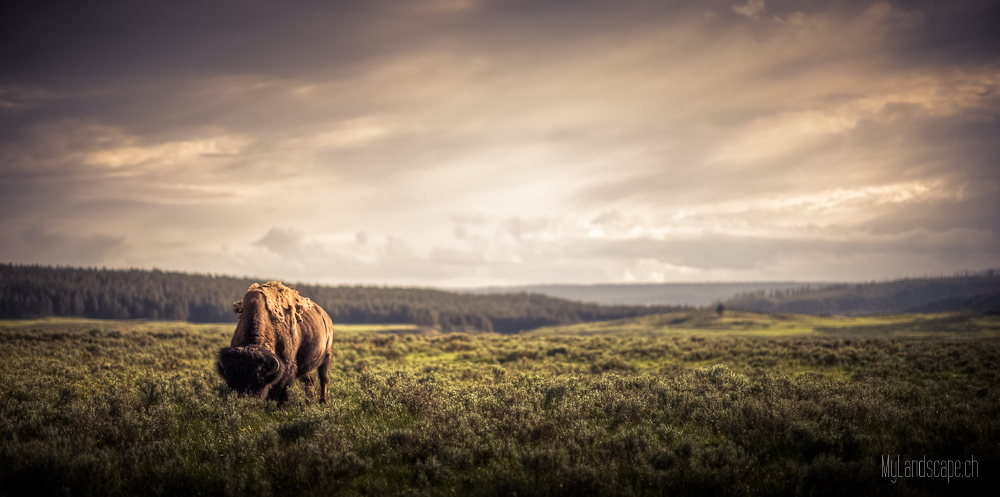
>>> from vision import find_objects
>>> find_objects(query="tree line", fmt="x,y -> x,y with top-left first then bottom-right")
0,264 -> 685,333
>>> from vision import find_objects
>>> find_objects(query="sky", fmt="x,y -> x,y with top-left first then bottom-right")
1,0 -> 999,287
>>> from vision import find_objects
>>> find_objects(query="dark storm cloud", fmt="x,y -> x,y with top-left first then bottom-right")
886,0 -> 1000,66
1,1 -> 991,92
1,1 -> 385,83
3,0 -> 692,88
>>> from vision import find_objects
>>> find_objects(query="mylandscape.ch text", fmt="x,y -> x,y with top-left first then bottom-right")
881,454 -> 978,483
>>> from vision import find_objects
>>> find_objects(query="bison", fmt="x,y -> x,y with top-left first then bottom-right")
217,281 -> 334,403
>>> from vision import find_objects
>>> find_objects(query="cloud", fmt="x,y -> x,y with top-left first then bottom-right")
252,228 -> 310,258
731,0 -> 766,19
503,218 -> 552,239
710,68 -> 1000,165
418,0 -> 479,14
0,84 -> 54,110
17,225 -> 125,265
84,135 -> 249,170
0,0 -> 998,286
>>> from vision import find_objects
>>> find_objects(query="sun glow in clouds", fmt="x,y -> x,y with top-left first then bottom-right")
84,135 -> 249,170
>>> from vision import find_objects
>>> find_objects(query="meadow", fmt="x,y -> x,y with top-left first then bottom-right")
1,312 -> 997,496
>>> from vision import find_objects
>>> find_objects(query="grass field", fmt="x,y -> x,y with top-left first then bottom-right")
1,314 -> 997,496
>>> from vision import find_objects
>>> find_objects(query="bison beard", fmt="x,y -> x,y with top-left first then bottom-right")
217,281 -> 334,404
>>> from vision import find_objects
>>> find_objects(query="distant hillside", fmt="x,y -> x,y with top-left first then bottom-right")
466,282 -> 823,306
724,272 -> 1000,316
0,264 -> 684,333
528,309 -> 1000,339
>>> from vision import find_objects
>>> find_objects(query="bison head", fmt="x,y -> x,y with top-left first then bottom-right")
216,346 -> 284,400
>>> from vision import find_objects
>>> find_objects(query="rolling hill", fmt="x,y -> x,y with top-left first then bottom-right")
723,271 -> 1000,316
464,281 -> 823,306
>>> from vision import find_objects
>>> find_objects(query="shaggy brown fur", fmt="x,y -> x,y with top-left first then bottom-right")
217,281 -> 334,404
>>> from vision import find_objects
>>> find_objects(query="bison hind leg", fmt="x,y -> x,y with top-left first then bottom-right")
318,352 -> 331,404
299,373 -> 315,399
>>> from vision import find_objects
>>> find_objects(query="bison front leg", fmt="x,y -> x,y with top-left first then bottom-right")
267,384 -> 291,404
299,373 -> 315,399
267,363 -> 297,405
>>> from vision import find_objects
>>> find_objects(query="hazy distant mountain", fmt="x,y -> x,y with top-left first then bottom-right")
723,272 -> 1000,315
463,282 -> 825,307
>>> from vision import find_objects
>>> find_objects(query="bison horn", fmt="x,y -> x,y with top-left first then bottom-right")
266,356 -> 280,377
232,301 -> 243,314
